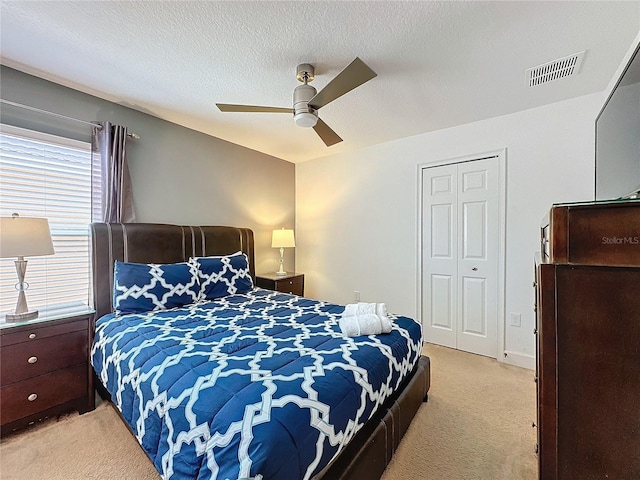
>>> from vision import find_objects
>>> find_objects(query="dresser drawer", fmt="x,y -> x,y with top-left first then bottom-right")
0,364 -> 87,425
1,329 -> 88,385
1,316 -> 87,347
275,277 -> 304,295
256,273 -> 305,296
547,202 -> 640,266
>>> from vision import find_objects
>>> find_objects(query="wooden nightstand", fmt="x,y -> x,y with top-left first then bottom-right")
0,305 -> 95,435
256,272 -> 304,296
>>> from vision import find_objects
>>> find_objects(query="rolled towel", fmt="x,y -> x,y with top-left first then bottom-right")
339,314 -> 392,337
379,315 -> 393,333
343,303 -> 376,316
343,302 -> 387,318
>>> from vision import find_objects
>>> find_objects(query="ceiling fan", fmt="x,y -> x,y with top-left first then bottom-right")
216,57 -> 377,147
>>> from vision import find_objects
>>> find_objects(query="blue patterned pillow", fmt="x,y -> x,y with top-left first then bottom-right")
113,261 -> 200,314
192,252 -> 253,300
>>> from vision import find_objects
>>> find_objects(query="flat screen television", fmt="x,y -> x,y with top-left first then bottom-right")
595,42 -> 640,200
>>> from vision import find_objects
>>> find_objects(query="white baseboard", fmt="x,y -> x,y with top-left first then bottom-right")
501,350 -> 535,370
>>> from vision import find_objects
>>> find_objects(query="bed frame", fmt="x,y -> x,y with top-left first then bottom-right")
90,222 -> 430,480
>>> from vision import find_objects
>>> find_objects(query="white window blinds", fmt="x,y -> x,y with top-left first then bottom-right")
0,125 -> 100,312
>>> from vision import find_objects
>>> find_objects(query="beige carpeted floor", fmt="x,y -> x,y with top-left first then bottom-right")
0,344 -> 537,480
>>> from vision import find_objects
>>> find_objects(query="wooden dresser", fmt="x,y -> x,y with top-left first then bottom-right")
535,200 -> 640,479
0,306 -> 95,435
256,272 -> 304,296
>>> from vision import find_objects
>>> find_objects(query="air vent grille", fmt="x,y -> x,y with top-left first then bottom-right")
527,51 -> 585,87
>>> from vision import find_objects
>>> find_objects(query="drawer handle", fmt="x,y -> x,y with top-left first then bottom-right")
28,393 -> 38,402
289,281 -> 293,285
28,356 -> 38,364
29,333 -> 36,339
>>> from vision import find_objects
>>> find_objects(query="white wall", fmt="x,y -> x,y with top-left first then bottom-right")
296,92 -> 605,367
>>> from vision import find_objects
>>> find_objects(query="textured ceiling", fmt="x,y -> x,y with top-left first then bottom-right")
1,1 -> 639,163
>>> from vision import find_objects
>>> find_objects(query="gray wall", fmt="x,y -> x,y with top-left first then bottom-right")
0,66 -> 296,274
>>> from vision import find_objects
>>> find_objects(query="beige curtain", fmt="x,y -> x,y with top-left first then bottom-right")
91,121 -> 135,223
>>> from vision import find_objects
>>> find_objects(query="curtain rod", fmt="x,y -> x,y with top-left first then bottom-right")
0,99 -> 140,139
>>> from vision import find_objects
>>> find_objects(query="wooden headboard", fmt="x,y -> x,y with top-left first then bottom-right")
90,223 -> 255,319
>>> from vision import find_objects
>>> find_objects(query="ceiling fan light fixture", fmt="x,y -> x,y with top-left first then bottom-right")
293,83 -> 318,127
294,111 -> 318,128
216,57 -> 376,146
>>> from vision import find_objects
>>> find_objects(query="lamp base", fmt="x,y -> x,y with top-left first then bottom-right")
5,309 -> 39,322
276,247 -> 287,276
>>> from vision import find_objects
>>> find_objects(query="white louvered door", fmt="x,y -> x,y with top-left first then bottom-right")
422,156 -> 499,358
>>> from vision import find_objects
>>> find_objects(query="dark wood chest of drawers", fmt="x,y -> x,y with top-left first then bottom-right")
535,200 -> 640,479
0,310 -> 95,434
542,200 -> 640,266
256,272 -> 304,296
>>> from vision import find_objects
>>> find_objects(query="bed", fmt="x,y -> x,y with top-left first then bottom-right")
90,223 -> 430,480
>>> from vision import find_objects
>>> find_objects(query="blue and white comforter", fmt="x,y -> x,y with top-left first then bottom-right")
92,288 -> 423,480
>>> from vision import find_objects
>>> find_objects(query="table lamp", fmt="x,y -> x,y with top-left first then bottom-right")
271,228 -> 295,276
0,213 -> 55,321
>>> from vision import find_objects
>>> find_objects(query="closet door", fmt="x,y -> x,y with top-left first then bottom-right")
422,157 -> 499,358
455,159 -> 498,357
422,164 -> 458,349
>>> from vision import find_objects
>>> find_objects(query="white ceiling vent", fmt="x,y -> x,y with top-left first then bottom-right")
527,51 -> 586,87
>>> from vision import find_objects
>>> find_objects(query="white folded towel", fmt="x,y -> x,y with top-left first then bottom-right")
339,313 -> 393,337
343,302 -> 387,318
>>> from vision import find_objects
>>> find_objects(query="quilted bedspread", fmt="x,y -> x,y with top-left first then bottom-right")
91,288 -> 423,480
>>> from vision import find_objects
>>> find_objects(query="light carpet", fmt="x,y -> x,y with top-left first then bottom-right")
0,344 -> 537,479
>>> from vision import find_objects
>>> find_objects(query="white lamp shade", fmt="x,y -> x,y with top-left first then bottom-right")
0,215 -> 55,258
271,229 -> 295,248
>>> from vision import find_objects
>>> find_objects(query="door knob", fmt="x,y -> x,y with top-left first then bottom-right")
472,267 -> 478,271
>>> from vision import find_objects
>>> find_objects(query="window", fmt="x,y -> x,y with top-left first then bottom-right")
0,125 -> 100,312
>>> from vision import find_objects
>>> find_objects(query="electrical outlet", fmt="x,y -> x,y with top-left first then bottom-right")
509,312 -> 522,327
354,291 -> 360,302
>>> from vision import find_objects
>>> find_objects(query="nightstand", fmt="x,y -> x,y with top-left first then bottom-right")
256,272 -> 304,296
0,305 -> 95,435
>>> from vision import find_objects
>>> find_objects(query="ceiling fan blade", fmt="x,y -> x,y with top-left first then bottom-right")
216,104 -> 292,113
308,57 -> 377,110
313,118 -> 343,146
